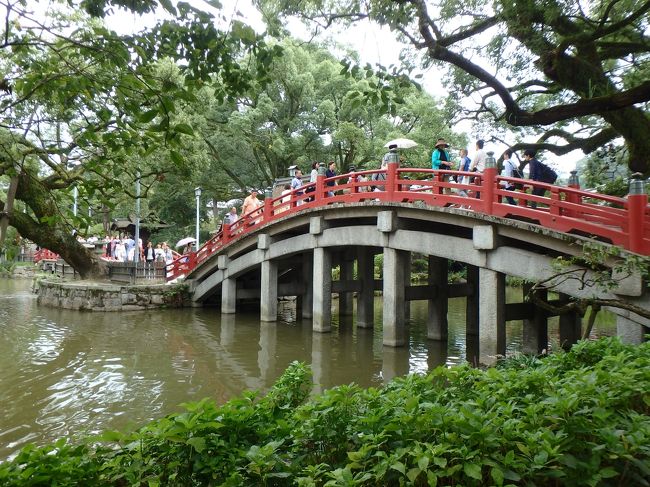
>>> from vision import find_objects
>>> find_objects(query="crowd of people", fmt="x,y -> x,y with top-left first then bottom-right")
74,234 -> 178,266
219,141 -> 558,228
432,138 -> 557,205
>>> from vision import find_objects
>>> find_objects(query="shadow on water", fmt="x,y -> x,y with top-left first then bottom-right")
0,279 -> 616,460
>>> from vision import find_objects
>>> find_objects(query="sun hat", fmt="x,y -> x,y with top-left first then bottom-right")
435,138 -> 449,148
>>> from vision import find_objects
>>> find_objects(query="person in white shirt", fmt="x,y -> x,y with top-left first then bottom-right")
470,139 -> 486,173
291,170 -> 304,205
225,206 -> 239,224
500,149 -> 517,205
470,139 -> 487,198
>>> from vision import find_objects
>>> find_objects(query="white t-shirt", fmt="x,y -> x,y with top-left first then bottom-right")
471,149 -> 486,173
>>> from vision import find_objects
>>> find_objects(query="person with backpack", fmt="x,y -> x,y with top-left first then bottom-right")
523,149 -> 557,208
500,149 -> 519,205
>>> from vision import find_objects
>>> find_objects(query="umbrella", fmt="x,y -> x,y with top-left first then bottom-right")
175,237 -> 196,249
384,138 -> 418,149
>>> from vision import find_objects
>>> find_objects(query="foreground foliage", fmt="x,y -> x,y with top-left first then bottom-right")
1,338 -> 649,486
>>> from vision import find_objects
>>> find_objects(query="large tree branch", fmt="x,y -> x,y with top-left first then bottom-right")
507,81 -> 650,126
592,0 -> 650,40
439,16 -> 500,47
506,127 -> 618,156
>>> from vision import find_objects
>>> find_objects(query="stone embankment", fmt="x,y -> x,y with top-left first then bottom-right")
36,279 -> 190,311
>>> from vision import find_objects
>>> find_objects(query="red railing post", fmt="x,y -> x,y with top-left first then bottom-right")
627,174 -> 647,253
565,170 -> 580,218
315,173 -> 325,203
224,222 -> 233,246
263,197 -> 272,222
386,162 -> 397,199
482,151 -> 497,214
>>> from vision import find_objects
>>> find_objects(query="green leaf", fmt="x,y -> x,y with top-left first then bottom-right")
516,442 -> 529,456
599,467 -> 618,479
433,456 -> 447,468
186,436 -> 206,453
158,0 -> 177,15
170,150 -> 184,166
417,456 -> 429,470
232,21 -> 256,44
406,467 -> 421,482
174,123 -> 194,136
463,463 -> 482,480
139,109 -> 158,123
390,461 -> 405,474
98,430 -> 124,442
491,466 -> 505,486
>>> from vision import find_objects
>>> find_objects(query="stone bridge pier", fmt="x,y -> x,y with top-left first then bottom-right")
195,208 -> 648,367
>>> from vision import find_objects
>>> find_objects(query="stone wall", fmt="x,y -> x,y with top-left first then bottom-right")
36,279 -> 190,311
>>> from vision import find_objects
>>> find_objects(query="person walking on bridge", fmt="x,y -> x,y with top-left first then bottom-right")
242,189 -> 262,224
431,138 -> 451,170
291,170 -> 304,205
523,149 -> 557,209
325,161 -> 337,197
470,139 -> 487,198
224,206 -> 239,225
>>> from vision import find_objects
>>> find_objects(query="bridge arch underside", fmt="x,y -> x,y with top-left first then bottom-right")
188,203 -> 649,365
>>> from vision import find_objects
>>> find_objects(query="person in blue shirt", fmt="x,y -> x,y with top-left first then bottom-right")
431,138 -> 451,170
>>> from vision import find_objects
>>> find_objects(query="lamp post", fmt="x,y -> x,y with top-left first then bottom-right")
134,172 -> 141,263
73,186 -> 78,217
195,186 -> 202,250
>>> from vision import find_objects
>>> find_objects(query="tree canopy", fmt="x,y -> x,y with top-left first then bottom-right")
259,0 -> 650,175
0,0 -> 280,277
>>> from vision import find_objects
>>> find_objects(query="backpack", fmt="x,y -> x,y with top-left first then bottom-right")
538,162 -> 558,184
507,160 -> 525,189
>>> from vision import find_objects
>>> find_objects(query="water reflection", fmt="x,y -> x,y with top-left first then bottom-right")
0,279 -> 616,460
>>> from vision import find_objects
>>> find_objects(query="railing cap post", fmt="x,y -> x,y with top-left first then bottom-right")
485,151 -> 496,169
628,173 -> 647,195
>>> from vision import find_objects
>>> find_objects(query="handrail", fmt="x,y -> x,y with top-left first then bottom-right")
168,166 -> 649,281
33,248 -> 59,263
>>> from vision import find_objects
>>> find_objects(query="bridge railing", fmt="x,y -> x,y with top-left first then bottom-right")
169,165 -> 649,280
34,248 -> 59,264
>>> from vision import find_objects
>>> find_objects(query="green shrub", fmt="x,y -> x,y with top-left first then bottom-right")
1,339 -> 649,486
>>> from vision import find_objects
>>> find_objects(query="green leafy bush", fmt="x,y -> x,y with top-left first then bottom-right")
1,340 -> 649,486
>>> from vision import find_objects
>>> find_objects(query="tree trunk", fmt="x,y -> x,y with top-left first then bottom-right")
1,169 -> 109,279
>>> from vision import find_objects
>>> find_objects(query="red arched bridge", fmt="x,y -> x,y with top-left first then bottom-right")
169,165 -> 649,281
34,165 -> 649,364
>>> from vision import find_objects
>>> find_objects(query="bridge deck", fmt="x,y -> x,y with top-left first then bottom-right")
169,166 -> 649,281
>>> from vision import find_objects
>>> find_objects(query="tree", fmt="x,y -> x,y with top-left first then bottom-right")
259,0 -> 650,175
192,39 -> 458,192
0,0 -> 280,277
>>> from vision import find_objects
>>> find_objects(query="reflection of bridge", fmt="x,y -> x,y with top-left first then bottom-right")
172,165 -> 649,364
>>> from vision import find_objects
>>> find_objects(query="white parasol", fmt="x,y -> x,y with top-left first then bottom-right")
175,237 -> 196,248
384,138 -> 418,149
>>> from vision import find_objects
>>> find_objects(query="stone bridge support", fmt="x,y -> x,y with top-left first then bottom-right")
313,247 -> 333,332
189,206 -> 649,369
356,248 -> 376,328
427,256 -> 448,341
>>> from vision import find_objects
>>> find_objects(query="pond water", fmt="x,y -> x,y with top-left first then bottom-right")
0,278 -> 616,460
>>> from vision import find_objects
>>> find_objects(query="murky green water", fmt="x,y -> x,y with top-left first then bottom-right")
0,278 -> 615,460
